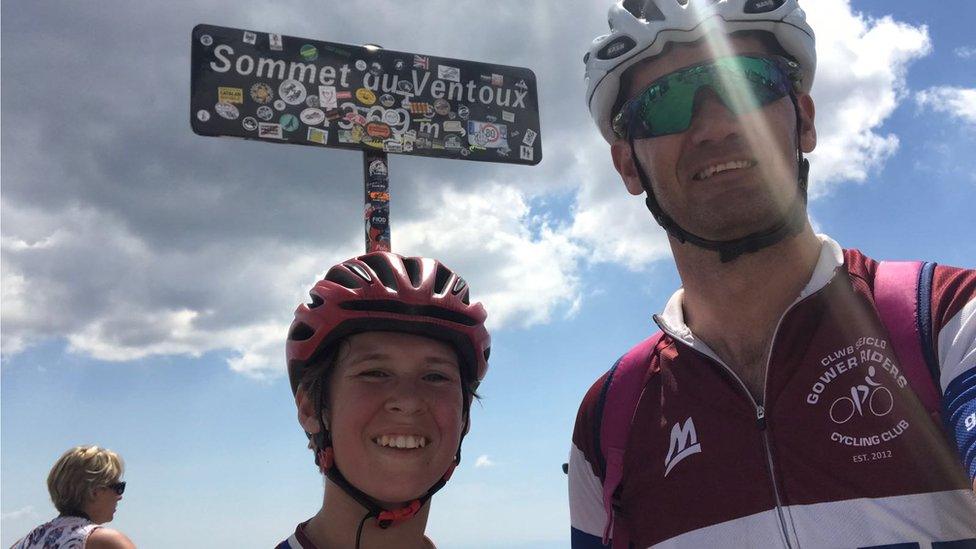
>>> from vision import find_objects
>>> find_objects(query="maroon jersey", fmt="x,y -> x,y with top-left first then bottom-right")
570,237 -> 976,548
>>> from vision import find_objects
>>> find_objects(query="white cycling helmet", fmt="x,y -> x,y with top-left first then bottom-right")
585,0 -> 816,143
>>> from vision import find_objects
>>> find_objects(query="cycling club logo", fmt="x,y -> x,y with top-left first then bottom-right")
664,417 -> 701,477
828,366 -> 893,424
806,336 -> 911,448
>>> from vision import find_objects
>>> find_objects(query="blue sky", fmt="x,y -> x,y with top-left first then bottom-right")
2,1 -> 974,547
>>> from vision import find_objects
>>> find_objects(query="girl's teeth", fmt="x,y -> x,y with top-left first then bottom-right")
374,435 -> 428,449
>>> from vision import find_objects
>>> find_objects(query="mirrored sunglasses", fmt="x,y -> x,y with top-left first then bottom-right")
612,55 -> 801,140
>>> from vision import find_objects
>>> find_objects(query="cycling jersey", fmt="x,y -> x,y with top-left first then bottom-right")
569,235 -> 976,548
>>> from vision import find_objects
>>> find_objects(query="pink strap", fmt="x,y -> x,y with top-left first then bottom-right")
599,332 -> 663,546
874,261 -> 941,416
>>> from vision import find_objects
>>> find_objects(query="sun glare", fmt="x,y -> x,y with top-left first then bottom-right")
693,1 -> 799,188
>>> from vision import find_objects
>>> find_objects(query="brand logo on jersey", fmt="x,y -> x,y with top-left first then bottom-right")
664,417 -> 701,477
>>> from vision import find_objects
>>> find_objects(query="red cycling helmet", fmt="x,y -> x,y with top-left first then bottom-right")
287,251 -> 490,395
286,252 -> 490,534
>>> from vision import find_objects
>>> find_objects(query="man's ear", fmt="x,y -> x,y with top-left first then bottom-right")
296,388 -> 323,434
611,139 -> 647,196
797,93 -> 817,153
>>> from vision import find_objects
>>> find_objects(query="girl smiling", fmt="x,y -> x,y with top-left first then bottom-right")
278,252 -> 490,549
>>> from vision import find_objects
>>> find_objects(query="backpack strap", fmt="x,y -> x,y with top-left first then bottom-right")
874,260 -> 941,422
595,331 -> 664,547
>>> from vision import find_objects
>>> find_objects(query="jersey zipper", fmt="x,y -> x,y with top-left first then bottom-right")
716,364 -> 794,549
653,287 -> 828,549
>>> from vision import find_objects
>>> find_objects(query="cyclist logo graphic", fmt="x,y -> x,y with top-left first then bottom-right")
828,366 -> 894,425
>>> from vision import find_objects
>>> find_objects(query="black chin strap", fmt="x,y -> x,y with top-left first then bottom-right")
310,427 -> 461,529
631,92 -> 810,263
308,395 -> 468,539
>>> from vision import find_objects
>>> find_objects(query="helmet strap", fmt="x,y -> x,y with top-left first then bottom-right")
308,396 -> 471,532
627,92 -> 809,263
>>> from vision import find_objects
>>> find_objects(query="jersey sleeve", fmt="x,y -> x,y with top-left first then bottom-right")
570,373 -> 612,548
931,264 -> 976,481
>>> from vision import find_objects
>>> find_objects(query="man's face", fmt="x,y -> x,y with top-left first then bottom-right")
611,34 -> 817,241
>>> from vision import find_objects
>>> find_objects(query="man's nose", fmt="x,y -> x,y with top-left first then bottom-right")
686,87 -> 739,146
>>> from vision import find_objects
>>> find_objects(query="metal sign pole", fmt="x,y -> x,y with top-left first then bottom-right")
363,150 -> 390,252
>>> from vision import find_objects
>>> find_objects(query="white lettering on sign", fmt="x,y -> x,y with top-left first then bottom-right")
209,45 -> 350,88
209,44 -> 531,110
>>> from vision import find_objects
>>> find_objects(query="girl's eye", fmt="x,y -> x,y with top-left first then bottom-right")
424,372 -> 453,382
359,369 -> 389,378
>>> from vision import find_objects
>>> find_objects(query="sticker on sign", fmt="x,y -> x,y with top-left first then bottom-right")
467,121 -> 508,149
190,23 -> 542,165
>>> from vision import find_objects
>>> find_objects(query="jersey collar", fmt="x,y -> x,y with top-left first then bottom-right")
654,234 -> 844,353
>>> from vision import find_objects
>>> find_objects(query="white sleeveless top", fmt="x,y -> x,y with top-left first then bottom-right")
11,515 -> 101,549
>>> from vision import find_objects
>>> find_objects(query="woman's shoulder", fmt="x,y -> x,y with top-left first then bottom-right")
85,527 -> 136,549
11,517 -> 99,549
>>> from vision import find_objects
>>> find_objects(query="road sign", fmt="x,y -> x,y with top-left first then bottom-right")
191,24 -> 542,165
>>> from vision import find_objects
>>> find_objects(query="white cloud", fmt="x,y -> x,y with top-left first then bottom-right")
955,46 -> 976,59
915,86 -> 976,125
565,132 -> 673,270
1,181 -> 584,377
0,202 -> 350,378
473,454 -> 494,468
803,0 -> 931,197
398,181 -> 584,330
0,0 -> 936,377
1,506 -> 38,522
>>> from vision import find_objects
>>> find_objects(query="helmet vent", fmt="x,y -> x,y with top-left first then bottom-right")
433,264 -> 452,295
452,277 -> 467,295
360,254 -> 398,291
288,322 -> 315,342
326,265 -> 364,289
623,0 -> 665,21
460,289 -> 470,305
307,293 -> 325,309
403,257 -> 423,288
644,2 -> 665,19
341,300 -> 479,326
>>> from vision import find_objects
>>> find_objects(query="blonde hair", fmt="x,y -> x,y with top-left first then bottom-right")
47,445 -> 124,515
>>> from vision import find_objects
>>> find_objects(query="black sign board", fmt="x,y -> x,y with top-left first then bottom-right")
190,24 -> 542,165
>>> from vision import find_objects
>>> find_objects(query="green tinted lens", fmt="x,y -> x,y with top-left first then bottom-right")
622,56 -> 792,139
636,79 -> 696,136
711,56 -> 787,113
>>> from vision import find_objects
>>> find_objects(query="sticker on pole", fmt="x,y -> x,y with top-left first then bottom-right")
191,23 -> 542,165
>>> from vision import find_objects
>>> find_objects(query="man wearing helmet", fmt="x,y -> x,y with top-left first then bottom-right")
570,1 -> 976,547
279,252 -> 490,549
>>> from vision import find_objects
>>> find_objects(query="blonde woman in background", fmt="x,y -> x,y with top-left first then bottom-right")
10,445 -> 136,549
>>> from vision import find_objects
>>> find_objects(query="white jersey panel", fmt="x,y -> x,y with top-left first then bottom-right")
569,443 -> 609,539
939,298 -> 976,391
648,490 -> 976,548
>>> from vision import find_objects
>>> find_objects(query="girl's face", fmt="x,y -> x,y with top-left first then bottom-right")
319,331 -> 465,506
